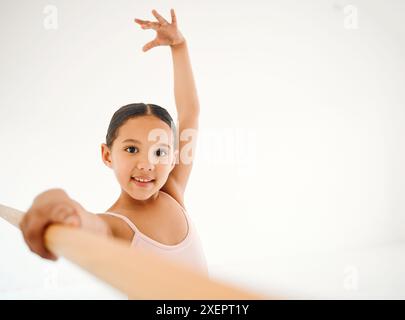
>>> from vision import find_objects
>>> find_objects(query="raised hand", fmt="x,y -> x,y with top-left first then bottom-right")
134,8 -> 186,52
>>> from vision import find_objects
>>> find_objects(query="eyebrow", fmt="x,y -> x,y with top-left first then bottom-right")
121,138 -> 171,149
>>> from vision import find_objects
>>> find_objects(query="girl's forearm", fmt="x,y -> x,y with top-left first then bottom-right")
170,40 -> 200,120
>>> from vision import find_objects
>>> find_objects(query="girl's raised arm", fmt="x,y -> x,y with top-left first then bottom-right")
134,9 -> 200,205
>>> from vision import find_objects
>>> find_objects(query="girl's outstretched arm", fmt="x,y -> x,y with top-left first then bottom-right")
134,9 -> 200,205
19,189 -> 113,260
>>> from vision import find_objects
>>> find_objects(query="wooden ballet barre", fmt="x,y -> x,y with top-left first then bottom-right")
0,203 -> 271,300
0,204 -> 23,227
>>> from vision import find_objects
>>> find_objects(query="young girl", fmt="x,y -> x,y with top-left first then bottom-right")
19,9 -> 208,276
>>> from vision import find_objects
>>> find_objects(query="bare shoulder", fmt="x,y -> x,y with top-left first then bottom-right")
160,179 -> 186,209
97,213 -> 135,242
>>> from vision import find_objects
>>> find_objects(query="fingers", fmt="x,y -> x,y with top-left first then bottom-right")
151,9 -> 169,25
134,18 -> 153,26
134,18 -> 148,24
135,8 -> 177,28
50,204 -> 81,227
170,8 -> 177,26
134,19 -> 159,30
20,204 -> 81,261
21,211 -> 57,260
143,39 -> 159,52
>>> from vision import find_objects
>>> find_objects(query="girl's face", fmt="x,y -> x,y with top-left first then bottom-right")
101,115 -> 178,201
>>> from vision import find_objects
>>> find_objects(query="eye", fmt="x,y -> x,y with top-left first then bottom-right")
125,146 -> 138,154
155,148 -> 168,157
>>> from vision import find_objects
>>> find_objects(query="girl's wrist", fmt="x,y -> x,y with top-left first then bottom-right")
170,35 -> 186,49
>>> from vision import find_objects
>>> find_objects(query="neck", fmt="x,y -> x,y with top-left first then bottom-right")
107,189 -> 160,213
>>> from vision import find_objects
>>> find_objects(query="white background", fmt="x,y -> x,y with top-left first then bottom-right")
0,0 -> 404,299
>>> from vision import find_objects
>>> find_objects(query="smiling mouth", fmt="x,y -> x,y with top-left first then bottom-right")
132,176 -> 155,182
131,177 -> 155,186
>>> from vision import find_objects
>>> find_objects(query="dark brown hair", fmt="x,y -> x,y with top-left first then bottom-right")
105,103 -> 177,149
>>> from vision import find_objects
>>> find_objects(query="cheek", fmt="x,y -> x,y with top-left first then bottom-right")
158,153 -> 175,167
113,157 -> 133,179
155,163 -> 172,178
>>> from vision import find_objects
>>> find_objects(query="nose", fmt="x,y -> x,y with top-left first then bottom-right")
136,160 -> 154,172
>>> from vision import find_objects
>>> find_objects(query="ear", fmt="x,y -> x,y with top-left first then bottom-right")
101,143 -> 113,169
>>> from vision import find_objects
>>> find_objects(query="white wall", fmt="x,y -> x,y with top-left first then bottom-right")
0,0 -> 404,298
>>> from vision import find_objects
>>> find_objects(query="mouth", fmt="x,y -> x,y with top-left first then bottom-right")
131,176 -> 155,187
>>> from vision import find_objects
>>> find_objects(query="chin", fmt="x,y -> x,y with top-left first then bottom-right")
131,192 -> 152,200
133,187 -> 159,199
